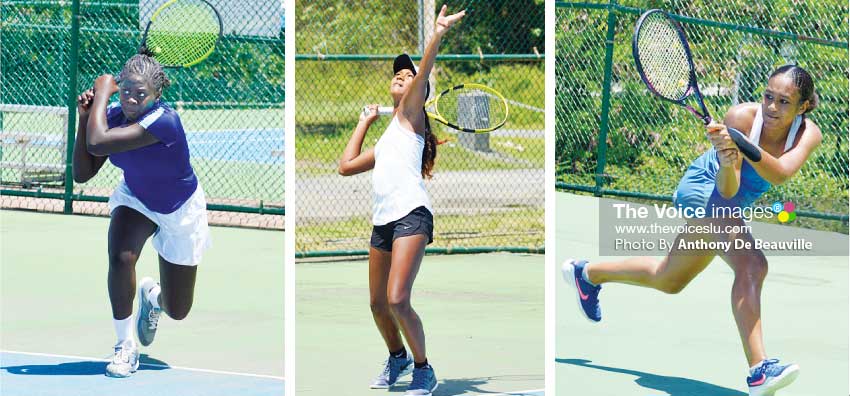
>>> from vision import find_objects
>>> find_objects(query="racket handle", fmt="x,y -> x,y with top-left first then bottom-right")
727,127 -> 762,162
362,106 -> 394,117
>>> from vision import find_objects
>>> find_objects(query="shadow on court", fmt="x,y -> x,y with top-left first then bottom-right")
1,354 -> 170,376
437,374 -> 544,395
557,358 -> 747,396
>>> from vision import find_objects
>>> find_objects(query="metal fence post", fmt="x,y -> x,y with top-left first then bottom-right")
594,0 -> 618,197
64,0 -> 81,214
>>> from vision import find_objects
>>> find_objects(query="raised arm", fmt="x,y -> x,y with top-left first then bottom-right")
86,74 -> 159,156
398,5 -> 466,122
338,105 -> 378,176
72,88 -> 108,183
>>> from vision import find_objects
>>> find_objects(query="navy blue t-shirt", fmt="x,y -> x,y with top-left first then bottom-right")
106,100 -> 198,214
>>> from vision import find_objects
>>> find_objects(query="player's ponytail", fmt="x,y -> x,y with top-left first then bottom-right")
421,108 -> 437,179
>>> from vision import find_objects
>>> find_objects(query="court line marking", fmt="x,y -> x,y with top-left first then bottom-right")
0,350 -> 285,381
490,388 -> 545,396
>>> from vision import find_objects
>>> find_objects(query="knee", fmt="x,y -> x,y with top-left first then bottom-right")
735,256 -> 768,284
370,297 -> 389,315
166,305 -> 191,321
109,250 -> 138,270
387,292 -> 411,316
161,295 -> 192,321
657,280 -> 688,295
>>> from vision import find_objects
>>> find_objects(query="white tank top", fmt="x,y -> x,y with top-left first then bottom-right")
748,106 -> 802,153
371,115 -> 433,225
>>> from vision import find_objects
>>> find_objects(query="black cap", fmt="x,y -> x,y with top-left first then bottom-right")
393,53 -> 430,98
393,53 -> 418,75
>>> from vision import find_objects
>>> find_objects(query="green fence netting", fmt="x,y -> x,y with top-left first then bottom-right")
556,0 -> 849,232
1,0 -> 284,228
295,0 -> 545,256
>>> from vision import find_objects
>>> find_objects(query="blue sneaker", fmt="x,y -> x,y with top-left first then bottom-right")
747,359 -> 799,396
405,365 -> 438,396
370,353 -> 414,389
561,259 -> 602,322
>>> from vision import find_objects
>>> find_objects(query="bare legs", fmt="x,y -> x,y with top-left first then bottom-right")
584,218 -> 768,366
369,234 -> 429,363
108,206 -> 197,322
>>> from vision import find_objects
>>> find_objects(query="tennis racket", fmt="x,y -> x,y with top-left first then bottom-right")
363,83 -> 509,133
632,9 -> 762,162
139,0 -> 223,68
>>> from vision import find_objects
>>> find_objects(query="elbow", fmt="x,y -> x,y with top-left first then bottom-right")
769,174 -> 791,186
87,142 -> 108,157
72,169 -> 92,184
338,164 -> 352,176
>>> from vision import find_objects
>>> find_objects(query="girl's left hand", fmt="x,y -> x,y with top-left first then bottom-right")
717,148 -> 739,168
435,5 -> 466,36
94,74 -> 119,95
705,121 -> 737,152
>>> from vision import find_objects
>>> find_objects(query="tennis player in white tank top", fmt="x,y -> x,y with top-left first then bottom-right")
338,6 -> 466,396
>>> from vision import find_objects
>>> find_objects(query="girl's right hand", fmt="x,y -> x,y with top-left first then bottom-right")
360,104 -> 379,124
77,88 -> 95,117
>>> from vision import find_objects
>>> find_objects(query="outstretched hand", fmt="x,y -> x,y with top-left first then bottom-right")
435,4 -> 466,36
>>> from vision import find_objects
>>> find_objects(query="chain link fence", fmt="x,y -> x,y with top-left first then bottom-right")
1,0 -> 285,229
295,0 -> 545,256
556,0 -> 849,232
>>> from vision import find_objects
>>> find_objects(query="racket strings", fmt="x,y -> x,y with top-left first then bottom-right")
436,88 -> 508,131
146,1 -> 221,67
635,13 -> 691,100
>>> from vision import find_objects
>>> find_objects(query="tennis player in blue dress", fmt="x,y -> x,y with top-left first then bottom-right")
73,53 -> 211,378
562,65 -> 822,396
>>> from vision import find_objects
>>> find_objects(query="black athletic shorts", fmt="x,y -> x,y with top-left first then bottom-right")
370,206 -> 434,251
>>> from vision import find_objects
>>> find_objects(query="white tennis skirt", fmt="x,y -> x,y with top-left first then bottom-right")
108,179 -> 212,266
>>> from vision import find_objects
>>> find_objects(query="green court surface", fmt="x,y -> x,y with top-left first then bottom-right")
296,253 -> 544,396
555,192 -> 849,395
1,209 -> 284,395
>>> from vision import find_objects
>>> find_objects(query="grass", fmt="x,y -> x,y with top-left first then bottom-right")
296,127 -> 544,176
296,206 -> 544,253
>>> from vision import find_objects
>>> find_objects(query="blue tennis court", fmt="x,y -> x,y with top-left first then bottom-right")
187,129 -> 284,164
1,351 -> 284,396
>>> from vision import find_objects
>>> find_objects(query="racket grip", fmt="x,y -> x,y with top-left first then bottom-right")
362,106 -> 394,117
727,127 -> 762,162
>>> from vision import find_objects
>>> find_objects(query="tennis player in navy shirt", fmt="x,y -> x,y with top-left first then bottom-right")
73,53 -> 211,378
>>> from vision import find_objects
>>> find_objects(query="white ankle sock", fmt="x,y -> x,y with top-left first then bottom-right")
113,316 -> 135,345
148,285 -> 161,309
749,359 -> 766,375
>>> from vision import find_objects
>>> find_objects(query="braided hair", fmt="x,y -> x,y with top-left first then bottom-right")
769,64 -> 818,116
118,50 -> 171,95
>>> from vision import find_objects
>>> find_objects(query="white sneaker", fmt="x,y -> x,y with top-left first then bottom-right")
105,340 -> 139,378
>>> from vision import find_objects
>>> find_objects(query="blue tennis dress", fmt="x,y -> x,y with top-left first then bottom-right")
673,107 -> 801,213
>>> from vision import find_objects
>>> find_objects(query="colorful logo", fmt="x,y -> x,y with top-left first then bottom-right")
772,201 -> 796,223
